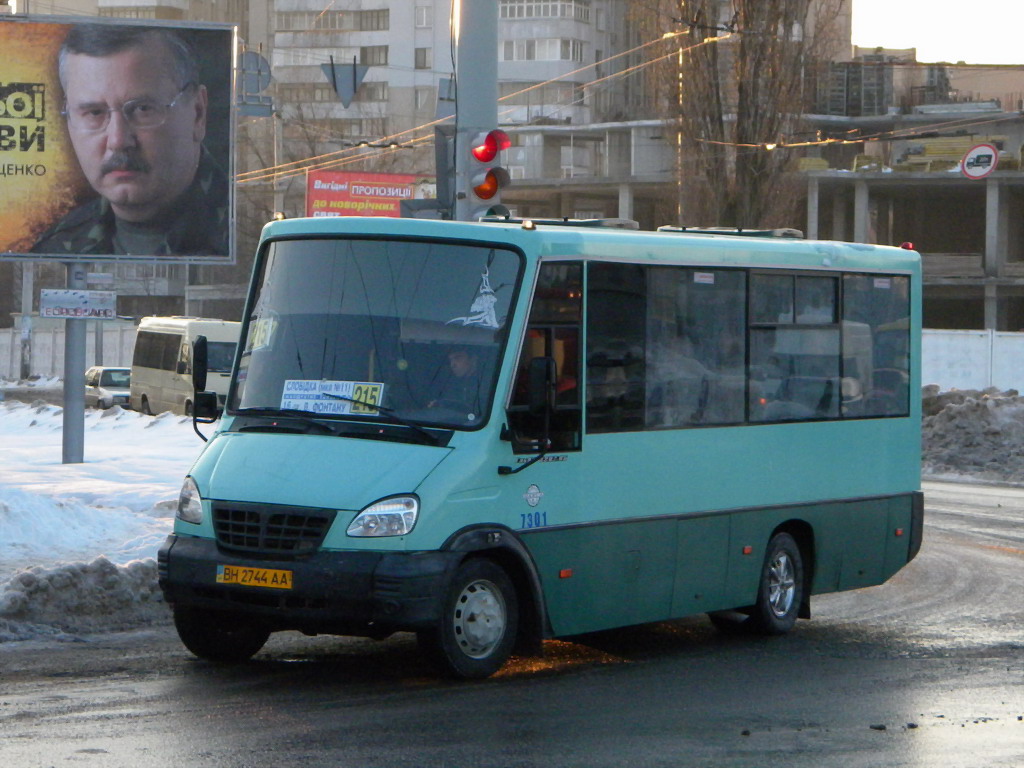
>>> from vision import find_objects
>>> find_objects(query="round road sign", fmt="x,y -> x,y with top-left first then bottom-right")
961,143 -> 999,179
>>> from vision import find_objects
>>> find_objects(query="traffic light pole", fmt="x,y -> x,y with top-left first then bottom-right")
453,0 -> 499,221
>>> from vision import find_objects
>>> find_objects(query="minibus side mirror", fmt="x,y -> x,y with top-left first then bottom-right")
192,335 -> 208,393
527,356 -> 557,415
193,390 -> 219,421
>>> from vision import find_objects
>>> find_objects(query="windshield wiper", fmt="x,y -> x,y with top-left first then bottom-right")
320,393 -> 442,446
234,407 -> 340,436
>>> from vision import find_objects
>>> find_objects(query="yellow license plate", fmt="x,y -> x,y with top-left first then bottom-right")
216,564 -> 293,590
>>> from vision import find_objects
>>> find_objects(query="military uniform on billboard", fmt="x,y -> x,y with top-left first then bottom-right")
31,149 -> 229,257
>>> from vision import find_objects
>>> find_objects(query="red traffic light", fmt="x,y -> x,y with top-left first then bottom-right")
470,129 -> 511,163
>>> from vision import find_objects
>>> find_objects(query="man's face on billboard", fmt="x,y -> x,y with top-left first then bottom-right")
62,41 -> 207,223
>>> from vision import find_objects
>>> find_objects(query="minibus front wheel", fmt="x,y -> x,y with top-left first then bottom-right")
417,558 -> 519,679
173,607 -> 270,663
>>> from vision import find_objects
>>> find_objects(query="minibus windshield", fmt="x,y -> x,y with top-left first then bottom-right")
230,237 -> 521,429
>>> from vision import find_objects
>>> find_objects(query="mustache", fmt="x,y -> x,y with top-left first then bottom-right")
100,151 -> 151,176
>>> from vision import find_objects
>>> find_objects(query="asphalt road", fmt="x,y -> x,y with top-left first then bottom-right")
0,480 -> 1021,768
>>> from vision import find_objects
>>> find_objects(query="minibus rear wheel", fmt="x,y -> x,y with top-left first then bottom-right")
747,532 -> 804,635
418,558 -> 519,679
173,607 -> 270,663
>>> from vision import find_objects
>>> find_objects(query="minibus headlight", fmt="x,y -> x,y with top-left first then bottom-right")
347,496 -> 419,537
176,477 -> 204,525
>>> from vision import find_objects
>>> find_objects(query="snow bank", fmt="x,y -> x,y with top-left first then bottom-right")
0,399 -> 200,640
922,384 -> 1024,484
0,557 -> 166,640
0,375 -> 62,391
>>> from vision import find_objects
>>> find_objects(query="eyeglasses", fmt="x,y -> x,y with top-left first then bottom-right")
62,83 -> 195,133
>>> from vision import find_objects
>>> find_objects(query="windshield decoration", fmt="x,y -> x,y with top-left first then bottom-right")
248,313 -> 278,352
447,269 -> 500,329
281,380 -> 385,415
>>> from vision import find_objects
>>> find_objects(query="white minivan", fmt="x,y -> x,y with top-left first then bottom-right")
130,316 -> 240,415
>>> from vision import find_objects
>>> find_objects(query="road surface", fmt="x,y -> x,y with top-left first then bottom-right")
0,479 -> 1021,767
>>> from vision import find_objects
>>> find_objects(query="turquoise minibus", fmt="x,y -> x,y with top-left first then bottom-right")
159,216 -> 922,678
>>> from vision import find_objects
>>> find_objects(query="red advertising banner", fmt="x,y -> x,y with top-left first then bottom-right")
306,170 -> 435,218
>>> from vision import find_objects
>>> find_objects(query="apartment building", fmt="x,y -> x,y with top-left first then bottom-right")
4,1 -> 1022,331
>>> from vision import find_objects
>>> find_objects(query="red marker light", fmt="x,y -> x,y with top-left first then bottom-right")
900,242 -> 914,250
559,569 -> 574,579
742,546 -> 754,555
895,528 -> 904,537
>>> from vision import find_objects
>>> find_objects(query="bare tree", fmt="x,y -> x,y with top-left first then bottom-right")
631,0 -> 847,228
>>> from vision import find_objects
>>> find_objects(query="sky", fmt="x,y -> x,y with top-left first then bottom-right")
852,0 -> 1023,65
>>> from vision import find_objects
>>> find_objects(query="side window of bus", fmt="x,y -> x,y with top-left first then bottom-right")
843,274 -> 911,417
178,341 -> 191,375
508,263 -> 582,452
749,274 -> 841,422
588,263 -> 746,433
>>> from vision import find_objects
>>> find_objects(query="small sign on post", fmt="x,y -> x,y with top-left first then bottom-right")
39,289 -> 117,320
961,144 -> 999,180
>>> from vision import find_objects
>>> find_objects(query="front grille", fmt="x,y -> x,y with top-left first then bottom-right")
212,503 -> 336,555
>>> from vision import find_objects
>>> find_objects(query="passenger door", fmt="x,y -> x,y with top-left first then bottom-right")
504,262 -> 584,631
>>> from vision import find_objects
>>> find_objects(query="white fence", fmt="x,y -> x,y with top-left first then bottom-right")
0,324 -> 136,379
3,325 -> 1024,393
922,329 -> 1024,393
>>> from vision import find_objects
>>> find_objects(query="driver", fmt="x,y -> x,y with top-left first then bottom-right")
429,346 -> 482,415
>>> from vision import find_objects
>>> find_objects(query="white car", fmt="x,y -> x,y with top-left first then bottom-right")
85,366 -> 132,409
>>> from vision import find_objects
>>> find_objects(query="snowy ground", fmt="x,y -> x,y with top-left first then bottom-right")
1,379 -> 1020,643
0,392 -> 203,641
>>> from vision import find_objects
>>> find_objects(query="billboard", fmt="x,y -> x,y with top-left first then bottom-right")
306,170 -> 435,218
0,16 -> 234,263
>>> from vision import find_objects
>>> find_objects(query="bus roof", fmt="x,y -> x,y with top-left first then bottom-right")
259,216 -> 920,274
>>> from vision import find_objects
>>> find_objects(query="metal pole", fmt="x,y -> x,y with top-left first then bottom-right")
94,320 -> 104,366
62,262 -> 87,464
19,261 -> 33,380
453,0 -> 498,221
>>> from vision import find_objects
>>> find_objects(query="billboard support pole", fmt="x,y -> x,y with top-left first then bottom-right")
62,262 -> 87,464
19,262 -> 33,380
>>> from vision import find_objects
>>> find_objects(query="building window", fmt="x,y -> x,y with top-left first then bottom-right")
500,1 -> 591,22
500,81 -> 579,105
360,46 -> 389,66
415,47 -> 432,70
98,8 -> 164,19
415,87 -> 433,111
358,9 -> 389,31
357,82 -> 389,102
502,38 -> 583,62
276,10 -> 389,31
415,5 -> 433,28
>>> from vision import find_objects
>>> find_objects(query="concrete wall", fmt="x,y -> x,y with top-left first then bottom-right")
0,325 -> 136,380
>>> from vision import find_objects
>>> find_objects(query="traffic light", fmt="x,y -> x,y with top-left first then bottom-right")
458,128 -> 511,220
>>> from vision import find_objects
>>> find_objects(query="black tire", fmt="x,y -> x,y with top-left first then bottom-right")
140,397 -> 153,416
418,558 -> 518,679
184,400 -> 193,416
173,607 -> 270,663
747,532 -> 804,635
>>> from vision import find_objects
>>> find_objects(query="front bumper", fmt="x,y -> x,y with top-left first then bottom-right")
158,535 -> 458,637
